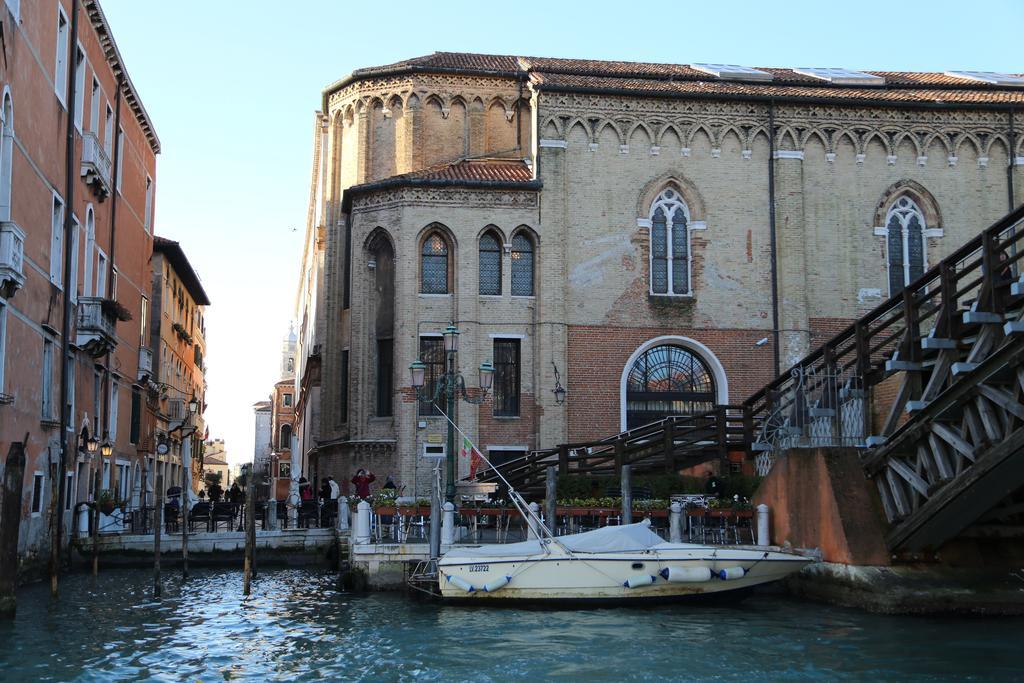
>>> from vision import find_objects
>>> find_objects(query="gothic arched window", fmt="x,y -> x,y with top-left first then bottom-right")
479,230 -> 501,295
886,196 -> 926,295
421,231 -> 450,294
511,232 -> 534,296
625,344 -> 715,429
649,188 -> 689,295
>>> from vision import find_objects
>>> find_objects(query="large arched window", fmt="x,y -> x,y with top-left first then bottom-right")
421,230 -> 450,294
279,424 -> 292,451
649,188 -> 689,295
885,196 -> 925,296
479,230 -> 501,295
511,231 -> 534,296
625,344 -> 715,429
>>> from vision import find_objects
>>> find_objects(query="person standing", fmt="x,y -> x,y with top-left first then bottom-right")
351,469 -> 376,500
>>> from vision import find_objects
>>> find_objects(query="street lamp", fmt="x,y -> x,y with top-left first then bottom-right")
100,440 -> 113,458
408,323 -> 493,503
86,436 -> 99,455
188,394 -> 199,415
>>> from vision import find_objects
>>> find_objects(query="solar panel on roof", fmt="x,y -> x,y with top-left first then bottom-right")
690,64 -> 773,82
944,71 -> 1024,87
793,68 -> 885,86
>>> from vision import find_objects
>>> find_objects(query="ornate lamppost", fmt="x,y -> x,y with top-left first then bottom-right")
409,323 -> 494,504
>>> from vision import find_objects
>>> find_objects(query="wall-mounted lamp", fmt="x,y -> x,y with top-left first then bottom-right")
552,362 -> 567,405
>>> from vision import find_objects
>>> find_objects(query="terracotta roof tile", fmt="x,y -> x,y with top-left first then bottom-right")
403,158 -> 533,183
339,52 -> 1024,106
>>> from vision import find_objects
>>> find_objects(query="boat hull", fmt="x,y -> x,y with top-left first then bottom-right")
437,545 -> 811,602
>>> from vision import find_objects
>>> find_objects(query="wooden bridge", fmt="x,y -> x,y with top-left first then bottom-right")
479,203 -> 1024,555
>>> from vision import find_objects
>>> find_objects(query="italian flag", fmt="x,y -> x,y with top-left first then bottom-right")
460,436 -> 484,479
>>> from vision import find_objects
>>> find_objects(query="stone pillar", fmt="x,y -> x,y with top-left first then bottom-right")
757,504 -> 771,547
77,502 -> 90,539
669,502 -> 683,543
288,477 -> 299,528
354,500 -> 371,545
400,98 -> 420,174
356,110 -> 371,184
266,497 -> 277,531
468,101 -> 485,157
773,150 -> 810,368
336,496 -> 349,532
441,501 -> 456,545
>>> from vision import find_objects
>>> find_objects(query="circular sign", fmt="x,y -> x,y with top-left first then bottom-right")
157,442 -> 169,455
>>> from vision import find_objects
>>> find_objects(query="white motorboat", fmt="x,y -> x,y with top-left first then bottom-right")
437,520 -> 812,603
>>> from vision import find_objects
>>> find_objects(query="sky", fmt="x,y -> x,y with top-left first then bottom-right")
99,0 -> 1023,467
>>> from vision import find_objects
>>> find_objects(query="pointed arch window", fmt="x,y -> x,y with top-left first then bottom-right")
886,196 -> 926,296
649,188 -> 689,295
511,232 -> 534,296
421,231 -> 450,294
479,230 -> 501,295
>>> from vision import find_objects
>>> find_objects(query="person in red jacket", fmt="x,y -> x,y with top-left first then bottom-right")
351,469 -> 376,500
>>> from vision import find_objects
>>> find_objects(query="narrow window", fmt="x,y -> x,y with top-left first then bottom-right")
103,104 -> 113,157
115,127 -> 124,193
421,232 -> 449,294
54,7 -> 69,104
0,300 -> 6,396
69,216 -> 80,303
109,381 -> 119,440
283,393 -> 293,407
50,194 -> 64,287
340,349 -> 349,422
89,77 -> 100,134
144,176 -> 153,232
886,196 -> 927,296
418,337 -> 444,416
140,296 -> 148,346
511,233 -> 534,296
648,188 -> 690,295
31,472 -> 44,515
479,231 -> 501,295
493,339 -> 521,417
93,370 -> 102,433
42,340 -> 54,420
95,249 -> 107,297
280,424 -> 292,450
376,338 -> 393,417
130,387 -> 141,444
83,207 -> 95,297
64,472 -> 75,511
73,44 -> 86,131
65,352 -> 75,431
0,91 -> 12,222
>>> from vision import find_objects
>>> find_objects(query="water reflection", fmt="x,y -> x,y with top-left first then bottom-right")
0,568 -> 1022,681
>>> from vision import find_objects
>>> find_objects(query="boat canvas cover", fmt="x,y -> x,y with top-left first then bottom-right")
442,521 -> 665,560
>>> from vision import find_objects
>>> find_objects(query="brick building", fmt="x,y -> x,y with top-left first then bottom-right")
292,52 -> 1024,496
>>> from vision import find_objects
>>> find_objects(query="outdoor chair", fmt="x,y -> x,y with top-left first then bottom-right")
189,502 -> 212,532
210,502 -> 235,532
163,504 -> 180,533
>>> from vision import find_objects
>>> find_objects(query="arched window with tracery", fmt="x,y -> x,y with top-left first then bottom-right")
885,196 -> 926,296
625,344 -> 715,429
649,188 -> 689,295
511,232 -> 534,296
421,230 -> 450,294
479,230 -> 501,295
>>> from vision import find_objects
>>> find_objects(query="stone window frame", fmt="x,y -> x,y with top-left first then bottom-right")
510,226 -> 537,298
871,181 -> 943,298
418,224 -> 456,296
636,175 -> 708,299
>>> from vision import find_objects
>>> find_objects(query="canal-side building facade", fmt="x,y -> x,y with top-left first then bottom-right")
148,236 -> 209,494
0,0 -> 163,574
293,52 -> 1024,496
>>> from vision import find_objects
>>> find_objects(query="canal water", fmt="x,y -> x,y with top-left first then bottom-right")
1,568 -> 1022,681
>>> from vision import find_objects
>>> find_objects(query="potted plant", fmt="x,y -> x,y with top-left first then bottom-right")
96,489 -> 121,515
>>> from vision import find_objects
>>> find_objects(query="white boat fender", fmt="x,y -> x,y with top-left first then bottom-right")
659,566 -> 712,583
623,574 -> 658,589
717,567 -> 746,581
447,574 -> 476,593
483,575 -> 512,593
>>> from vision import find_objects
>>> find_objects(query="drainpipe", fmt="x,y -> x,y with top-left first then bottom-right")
55,0 -> 81,590
767,100 -> 781,375
1008,108 -> 1017,211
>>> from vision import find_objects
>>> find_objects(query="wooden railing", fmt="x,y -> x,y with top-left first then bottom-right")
477,405 -> 755,494
744,203 -> 1024,462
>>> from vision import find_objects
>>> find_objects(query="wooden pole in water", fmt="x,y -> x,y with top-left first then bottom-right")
545,466 -> 557,536
91,469 -> 100,576
621,464 -> 633,525
154,474 -> 163,598
48,455 -> 60,596
0,439 -> 27,618
181,458 -> 189,580
243,476 -> 255,595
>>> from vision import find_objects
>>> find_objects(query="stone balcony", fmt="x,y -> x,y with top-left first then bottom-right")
75,297 -> 117,357
80,132 -> 112,200
0,221 -> 25,298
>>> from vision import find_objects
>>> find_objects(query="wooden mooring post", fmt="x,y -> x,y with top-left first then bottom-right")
181,466 -> 189,580
0,439 -> 27,618
545,466 -> 557,536
621,464 -> 633,525
243,476 -> 256,596
91,469 -> 100,576
154,475 -> 163,598
48,456 -> 59,597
